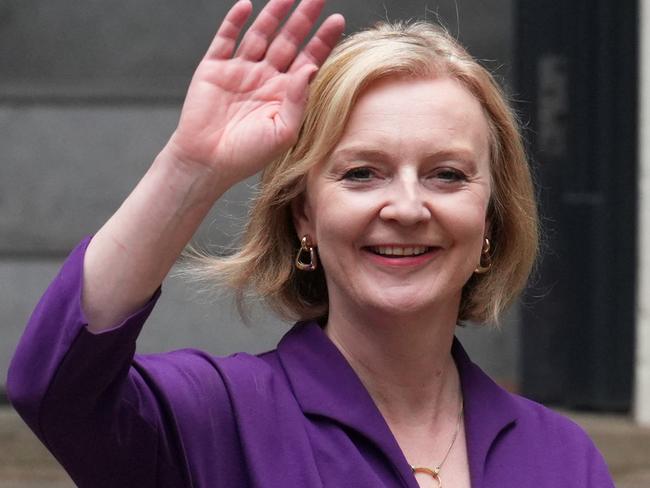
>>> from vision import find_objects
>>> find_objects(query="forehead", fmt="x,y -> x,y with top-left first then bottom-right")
332,76 -> 491,161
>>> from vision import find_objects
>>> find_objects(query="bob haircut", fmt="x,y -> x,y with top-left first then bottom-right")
187,21 -> 539,325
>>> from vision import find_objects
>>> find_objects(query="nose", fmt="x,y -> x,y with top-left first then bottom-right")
378,172 -> 432,226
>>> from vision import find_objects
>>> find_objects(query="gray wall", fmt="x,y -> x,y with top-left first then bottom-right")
1,0 -> 516,393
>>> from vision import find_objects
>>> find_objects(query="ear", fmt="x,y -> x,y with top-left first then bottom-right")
484,217 -> 492,240
484,200 -> 494,239
291,192 -> 316,243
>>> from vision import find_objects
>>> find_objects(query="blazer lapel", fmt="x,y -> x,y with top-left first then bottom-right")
277,322 -> 520,488
277,322 -> 419,487
453,339 -> 519,488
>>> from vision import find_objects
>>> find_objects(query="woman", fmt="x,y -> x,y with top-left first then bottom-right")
8,0 -> 613,486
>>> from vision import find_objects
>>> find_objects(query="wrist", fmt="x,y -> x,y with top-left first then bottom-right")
156,140 -> 233,204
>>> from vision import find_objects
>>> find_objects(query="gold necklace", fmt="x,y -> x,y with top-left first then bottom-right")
409,397 -> 464,488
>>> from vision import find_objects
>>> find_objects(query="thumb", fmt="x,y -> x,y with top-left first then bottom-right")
277,64 -> 319,137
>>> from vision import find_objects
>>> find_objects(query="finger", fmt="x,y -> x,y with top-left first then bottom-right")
236,0 -> 296,62
265,0 -> 327,72
288,13 -> 345,73
205,0 -> 254,60
276,64 -> 318,144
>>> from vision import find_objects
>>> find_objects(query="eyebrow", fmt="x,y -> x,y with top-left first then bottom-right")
329,147 -> 392,163
329,146 -> 479,165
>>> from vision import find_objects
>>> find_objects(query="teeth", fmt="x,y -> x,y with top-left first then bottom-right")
371,246 -> 429,256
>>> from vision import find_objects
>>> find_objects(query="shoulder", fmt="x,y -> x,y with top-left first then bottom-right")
456,341 -> 613,485
128,347 -> 290,475
128,346 -> 291,425
456,339 -> 599,454
131,347 -> 283,408
508,393 -> 595,448
492,391 -> 613,485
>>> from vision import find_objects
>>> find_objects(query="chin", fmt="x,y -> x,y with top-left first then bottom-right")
367,294 -> 437,317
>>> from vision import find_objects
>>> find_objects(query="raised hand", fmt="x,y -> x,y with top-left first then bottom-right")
167,0 -> 345,187
82,0 -> 343,331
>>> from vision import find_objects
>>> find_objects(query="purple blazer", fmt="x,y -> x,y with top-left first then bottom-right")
7,238 -> 614,487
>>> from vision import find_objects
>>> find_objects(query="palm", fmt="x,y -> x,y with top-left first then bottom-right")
175,59 -> 292,177
169,0 -> 345,186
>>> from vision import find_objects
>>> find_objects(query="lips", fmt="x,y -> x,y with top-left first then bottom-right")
367,245 -> 432,257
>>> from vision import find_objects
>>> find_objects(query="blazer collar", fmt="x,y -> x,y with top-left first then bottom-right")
452,333 -> 519,487
276,321 -> 518,488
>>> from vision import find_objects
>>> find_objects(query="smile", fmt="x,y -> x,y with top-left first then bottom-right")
368,246 -> 431,257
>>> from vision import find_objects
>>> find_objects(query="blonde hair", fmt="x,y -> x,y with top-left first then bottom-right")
187,21 -> 539,325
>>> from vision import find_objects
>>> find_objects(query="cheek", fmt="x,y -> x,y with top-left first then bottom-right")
312,192 -> 378,241
437,195 -> 489,233
315,213 -> 361,247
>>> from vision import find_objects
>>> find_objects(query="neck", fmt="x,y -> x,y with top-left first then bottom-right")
323,300 -> 460,427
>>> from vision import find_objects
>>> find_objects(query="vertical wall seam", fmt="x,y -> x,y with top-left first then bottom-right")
635,0 -> 650,426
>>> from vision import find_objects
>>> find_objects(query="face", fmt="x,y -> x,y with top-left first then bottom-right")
294,76 -> 492,320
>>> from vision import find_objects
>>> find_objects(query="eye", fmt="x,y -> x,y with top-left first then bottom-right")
432,168 -> 467,182
342,167 -> 375,181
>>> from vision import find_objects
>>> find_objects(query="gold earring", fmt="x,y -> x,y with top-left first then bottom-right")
295,235 -> 318,271
474,238 -> 492,274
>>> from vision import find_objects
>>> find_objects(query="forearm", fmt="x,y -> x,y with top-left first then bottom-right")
83,144 -> 229,332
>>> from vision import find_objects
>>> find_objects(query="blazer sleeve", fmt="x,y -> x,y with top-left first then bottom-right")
6,237 -> 190,487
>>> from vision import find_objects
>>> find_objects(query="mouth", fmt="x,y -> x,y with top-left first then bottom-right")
366,245 -> 433,258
